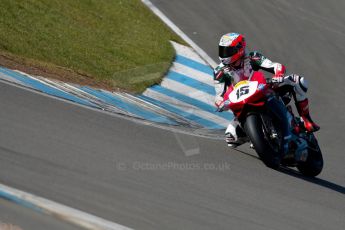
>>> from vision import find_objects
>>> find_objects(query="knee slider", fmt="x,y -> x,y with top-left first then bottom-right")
298,76 -> 308,93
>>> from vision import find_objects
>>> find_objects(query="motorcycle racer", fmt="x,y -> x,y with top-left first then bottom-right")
214,33 -> 320,151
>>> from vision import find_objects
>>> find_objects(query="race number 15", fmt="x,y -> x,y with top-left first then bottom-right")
236,85 -> 249,99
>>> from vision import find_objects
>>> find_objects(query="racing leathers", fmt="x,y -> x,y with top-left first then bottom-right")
214,51 -> 318,147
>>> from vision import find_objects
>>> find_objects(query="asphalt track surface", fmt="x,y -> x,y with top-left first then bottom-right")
0,0 -> 344,229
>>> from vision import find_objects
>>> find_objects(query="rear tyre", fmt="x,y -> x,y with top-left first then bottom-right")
297,140 -> 323,177
244,114 -> 281,169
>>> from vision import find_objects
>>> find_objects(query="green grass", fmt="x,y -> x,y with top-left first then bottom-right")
0,0 -> 186,92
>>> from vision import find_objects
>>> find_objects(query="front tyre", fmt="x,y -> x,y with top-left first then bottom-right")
244,114 -> 281,169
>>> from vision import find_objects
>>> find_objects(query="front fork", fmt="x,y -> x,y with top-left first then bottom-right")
265,96 -> 292,142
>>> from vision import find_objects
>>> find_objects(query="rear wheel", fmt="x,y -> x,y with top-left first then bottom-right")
244,114 -> 281,169
297,135 -> 323,177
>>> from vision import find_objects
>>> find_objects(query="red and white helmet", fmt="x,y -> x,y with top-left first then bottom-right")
218,33 -> 246,65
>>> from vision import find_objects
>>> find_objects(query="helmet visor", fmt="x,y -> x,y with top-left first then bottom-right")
219,46 -> 239,58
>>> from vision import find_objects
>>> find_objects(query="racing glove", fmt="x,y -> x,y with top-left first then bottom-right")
271,63 -> 286,83
271,74 -> 284,83
217,99 -> 231,112
215,94 -> 224,108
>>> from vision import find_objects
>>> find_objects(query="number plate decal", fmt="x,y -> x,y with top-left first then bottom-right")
229,81 -> 258,103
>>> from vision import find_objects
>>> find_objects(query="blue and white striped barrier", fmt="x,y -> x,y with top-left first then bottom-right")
0,42 -> 232,130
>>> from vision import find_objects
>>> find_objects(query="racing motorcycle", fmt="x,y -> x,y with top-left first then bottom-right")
219,71 -> 323,177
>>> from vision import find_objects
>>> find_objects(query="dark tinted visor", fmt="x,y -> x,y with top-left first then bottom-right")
219,46 -> 239,58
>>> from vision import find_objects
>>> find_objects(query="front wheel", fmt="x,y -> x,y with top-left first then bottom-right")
244,114 -> 281,169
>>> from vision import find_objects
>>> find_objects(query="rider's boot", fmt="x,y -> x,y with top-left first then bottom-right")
296,99 -> 320,132
225,122 -> 247,148
226,138 -> 247,148
225,132 -> 247,148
